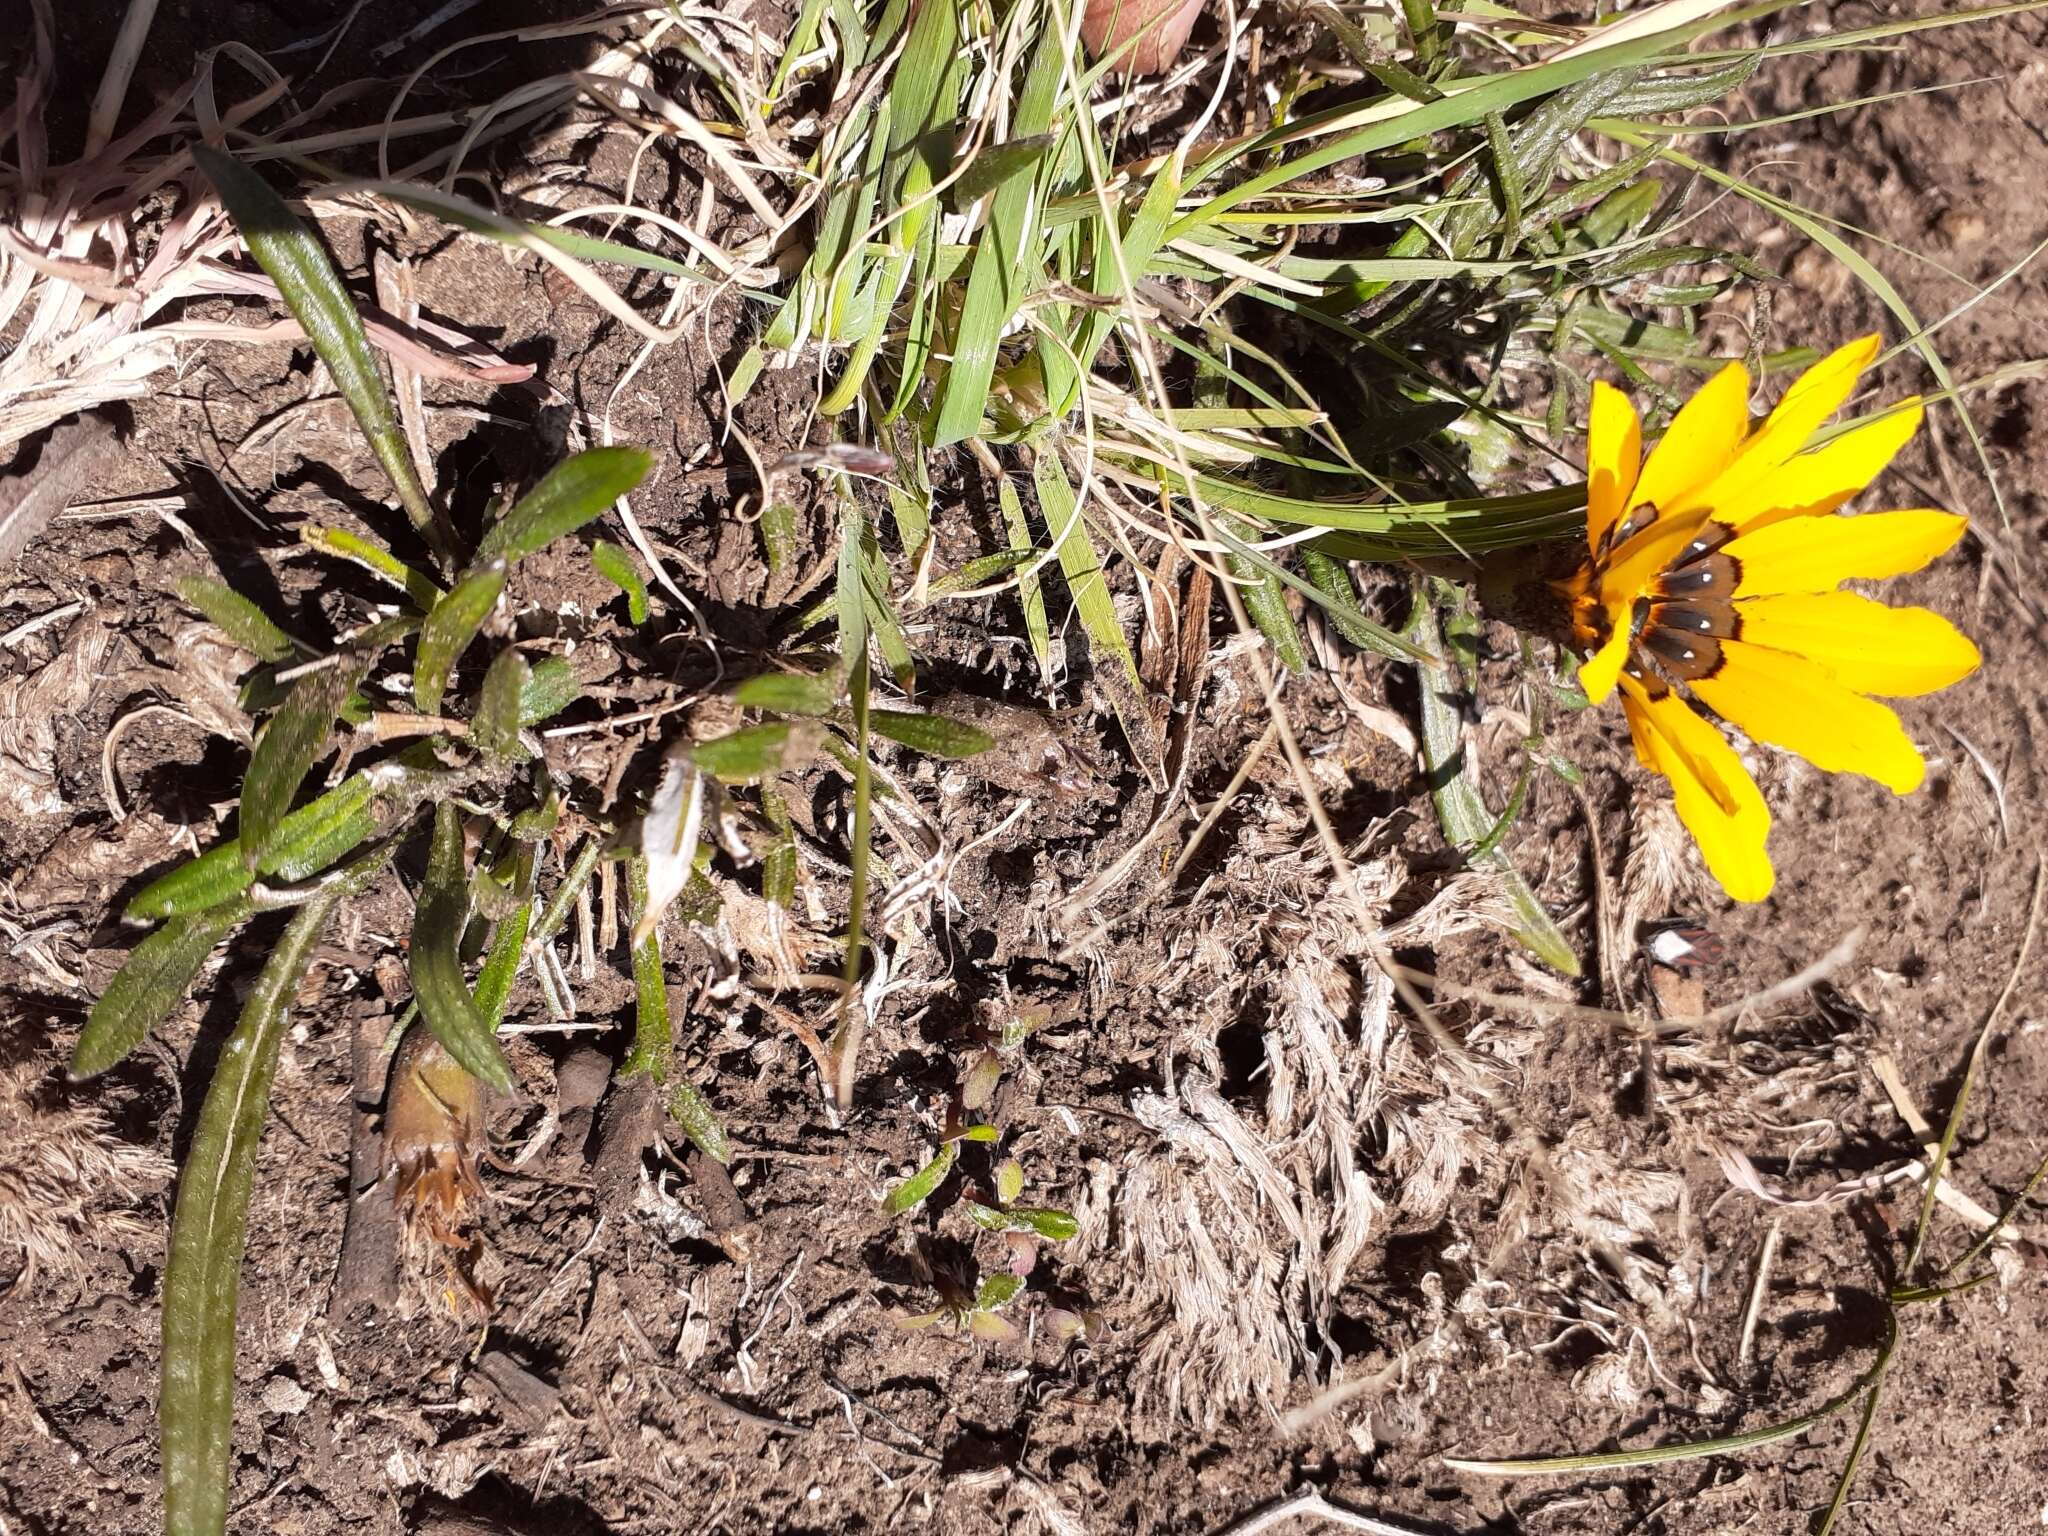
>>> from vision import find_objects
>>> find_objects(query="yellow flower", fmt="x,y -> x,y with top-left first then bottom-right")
1561,336 -> 1980,902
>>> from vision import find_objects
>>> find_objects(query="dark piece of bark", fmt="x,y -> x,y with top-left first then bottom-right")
553,1044 -> 613,1163
686,1146 -> 754,1260
0,413 -> 119,571
333,1007 -> 399,1314
587,1071 -> 658,1218
470,1349 -> 562,1427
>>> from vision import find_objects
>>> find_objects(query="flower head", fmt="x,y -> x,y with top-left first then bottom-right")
1562,336 -> 1980,902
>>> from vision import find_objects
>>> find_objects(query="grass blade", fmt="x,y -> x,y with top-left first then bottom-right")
409,801 -> 515,1093
192,146 -> 444,560
159,856 -> 386,1536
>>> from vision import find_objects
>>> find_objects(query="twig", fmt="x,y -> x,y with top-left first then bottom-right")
1737,1220 -> 1780,1367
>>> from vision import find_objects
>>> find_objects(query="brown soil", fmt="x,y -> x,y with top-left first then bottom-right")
4,5 -> 2047,1536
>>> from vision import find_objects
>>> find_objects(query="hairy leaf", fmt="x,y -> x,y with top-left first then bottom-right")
413,558 -> 506,716
159,855 -> 385,1536
409,802 -> 515,1092
473,447 -> 653,565
192,147 -> 440,555
70,900 -> 252,1078
868,708 -> 996,760
173,575 -> 296,663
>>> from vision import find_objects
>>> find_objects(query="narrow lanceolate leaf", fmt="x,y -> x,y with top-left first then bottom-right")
240,657 -> 372,870
733,671 -> 838,716
868,709 -> 995,760
965,1204 -> 1080,1241
129,777 -> 376,919
69,901 -> 253,1079
882,1142 -> 956,1215
473,447 -> 654,565
1411,593 -> 1579,975
692,723 -> 823,782
666,1080 -> 731,1165
192,146 -> 440,555
589,539 -> 649,623
470,649 -> 530,761
173,575 -> 297,663
409,802 -> 515,1093
161,859 -> 386,1536
622,855 -> 672,1083
413,558 -> 506,716
518,656 -> 581,726
471,899 -> 531,1031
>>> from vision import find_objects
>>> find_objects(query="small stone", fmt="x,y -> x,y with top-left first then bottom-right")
261,1374 -> 311,1415
1936,208 -> 1988,247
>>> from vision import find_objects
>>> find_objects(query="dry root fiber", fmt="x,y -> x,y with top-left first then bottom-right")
0,1056 -> 170,1293
1083,856 -> 1541,1428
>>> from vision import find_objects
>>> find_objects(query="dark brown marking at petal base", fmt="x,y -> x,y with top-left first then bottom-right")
1656,551 -> 1741,598
1641,624 -> 1727,681
1647,598 -> 1740,639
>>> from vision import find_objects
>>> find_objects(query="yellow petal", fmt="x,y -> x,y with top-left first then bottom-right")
1714,399 -> 1924,536
1722,510 -> 1969,596
1620,678 -> 1773,902
1682,335 -> 1881,526
1576,614 -> 1632,705
1630,359 -> 1750,522
1734,591 -> 1981,697
1691,640 -> 1926,793
1585,381 -> 1642,554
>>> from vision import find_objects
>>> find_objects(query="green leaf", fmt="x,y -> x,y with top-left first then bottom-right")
301,526 -> 442,610
965,1201 -> 1078,1240
925,547 -> 1037,599
761,786 -> 797,911
734,672 -> 838,716
952,1122 -> 999,1144
173,575 -> 296,663
666,1080 -> 731,1165
518,656 -> 582,726
882,1142 -> 956,1215
994,1158 -> 1024,1207
127,776 -> 376,919
192,146 -> 442,557
471,649 -> 530,761
409,802 -> 516,1093
868,708 -> 995,759
124,844 -> 252,922
69,900 -> 252,1078
472,899 -> 531,1031
1008,1207 -> 1078,1241
997,479 -> 1051,680
160,859 -> 383,1536
1410,591 -> 1578,975
974,1272 -> 1024,1311
944,133 -> 1056,210
474,447 -> 654,565
241,654 -> 373,871
692,723 -> 821,782
413,558 -> 506,716
1227,531 -> 1310,675
622,854 -> 672,1082
590,539 -> 649,624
